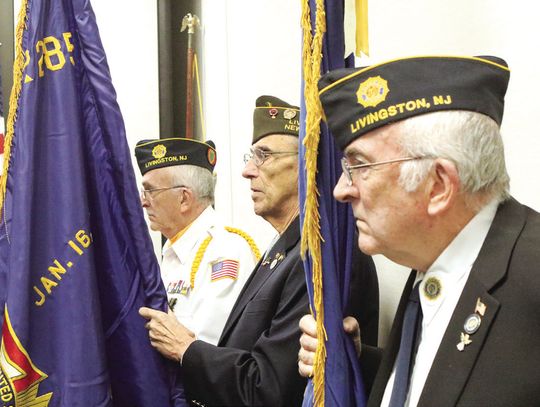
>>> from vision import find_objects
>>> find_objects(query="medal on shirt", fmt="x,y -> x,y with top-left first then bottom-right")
168,280 -> 190,296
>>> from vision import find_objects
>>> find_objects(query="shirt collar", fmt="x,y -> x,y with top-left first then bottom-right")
162,206 -> 216,263
416,199 -> 499,323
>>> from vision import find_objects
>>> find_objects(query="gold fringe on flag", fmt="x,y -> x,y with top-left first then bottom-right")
0,0 -> 30,215
300,0 -> 327,405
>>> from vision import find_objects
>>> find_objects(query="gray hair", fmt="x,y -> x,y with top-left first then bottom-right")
167,165 -> 216,206
397,111 -> 510,204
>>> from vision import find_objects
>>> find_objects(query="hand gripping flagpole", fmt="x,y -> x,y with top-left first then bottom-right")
180,13 -> 200,140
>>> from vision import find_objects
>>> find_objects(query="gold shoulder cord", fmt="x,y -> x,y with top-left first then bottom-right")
190,235 -> 213,289
189,227 -> 261,290
224,226 -> 261,261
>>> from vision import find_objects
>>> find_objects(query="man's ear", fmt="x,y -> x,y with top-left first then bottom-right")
178,187 -> 193,213
427,158 -> 460,216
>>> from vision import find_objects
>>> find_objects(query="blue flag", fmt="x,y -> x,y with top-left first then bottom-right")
300,0 -> 367,405
0,0 -> 184,405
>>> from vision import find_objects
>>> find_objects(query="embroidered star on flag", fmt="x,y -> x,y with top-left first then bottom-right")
211,259 -> 239,281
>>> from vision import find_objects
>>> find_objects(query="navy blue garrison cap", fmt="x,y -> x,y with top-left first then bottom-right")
318,55 -> 510,150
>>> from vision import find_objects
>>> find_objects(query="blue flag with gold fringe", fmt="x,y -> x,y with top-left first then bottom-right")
299,0 -> 367,406
0,0 -> 185,405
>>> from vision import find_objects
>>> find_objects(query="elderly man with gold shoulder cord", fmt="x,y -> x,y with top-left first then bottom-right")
135,138 -> 258,346
298,56 -> 540,407
140,95 -> 380,406
139,97 -> 309,406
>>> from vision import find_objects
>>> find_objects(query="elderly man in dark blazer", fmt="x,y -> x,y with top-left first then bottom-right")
140,95 -> 379,406
299,55 -> 540,407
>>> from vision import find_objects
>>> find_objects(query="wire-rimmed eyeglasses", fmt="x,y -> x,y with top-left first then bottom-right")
341,156 -> 426,186
140,185 -> 187,201
243,147 -> 297,166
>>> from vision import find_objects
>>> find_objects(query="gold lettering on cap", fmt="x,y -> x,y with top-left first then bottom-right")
433,95 -> 453,105
284,124 -> 299,132
349,98 -> 431,134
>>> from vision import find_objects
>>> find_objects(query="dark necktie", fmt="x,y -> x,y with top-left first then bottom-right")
388,282 -> 423,407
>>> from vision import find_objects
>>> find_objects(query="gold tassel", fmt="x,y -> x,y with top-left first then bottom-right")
301,0 -> 328,405
0,0 -> 30,214
355,0 -> 369,57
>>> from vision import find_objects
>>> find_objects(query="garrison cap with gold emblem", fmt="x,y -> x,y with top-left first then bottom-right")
134,138 -> 217,175
252,95 -> 300,144
318,55 -> 510,150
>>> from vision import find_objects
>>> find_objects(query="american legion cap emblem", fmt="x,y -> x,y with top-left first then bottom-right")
356,75 -> 389,108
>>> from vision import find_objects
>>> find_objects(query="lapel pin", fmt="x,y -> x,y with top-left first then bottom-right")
457,332 -> 472,351
475,298 -> 487,316
270,253 -> 284,269
463,313 -> 482,335
423,276 -> 442,300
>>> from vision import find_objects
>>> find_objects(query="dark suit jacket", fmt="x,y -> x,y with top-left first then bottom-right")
367,197 -> 540,407
182,217 -> 309,407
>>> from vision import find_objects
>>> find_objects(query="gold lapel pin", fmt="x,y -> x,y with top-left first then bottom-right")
457,332 -> 472,351
475,298 -> 487,316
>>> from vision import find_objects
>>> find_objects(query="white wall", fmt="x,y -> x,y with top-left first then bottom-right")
12,0 -> 538,346
200,0 -> 302,250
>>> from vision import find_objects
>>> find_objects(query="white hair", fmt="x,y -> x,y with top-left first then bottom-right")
168,165 -> 216,206
397,111 -> 510,203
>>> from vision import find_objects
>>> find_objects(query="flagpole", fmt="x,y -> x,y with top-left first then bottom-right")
180,13 -> 200,140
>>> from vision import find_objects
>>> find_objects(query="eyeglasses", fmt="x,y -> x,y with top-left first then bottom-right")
243,147 -> 297,166
140,185 -> 187,201
341,156 -> 425,186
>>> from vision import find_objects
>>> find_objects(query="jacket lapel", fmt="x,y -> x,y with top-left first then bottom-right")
418,198 -> 527,407
218,217 -> 300,344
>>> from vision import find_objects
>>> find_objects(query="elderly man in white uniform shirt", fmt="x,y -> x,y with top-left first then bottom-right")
135,138 -> 258,344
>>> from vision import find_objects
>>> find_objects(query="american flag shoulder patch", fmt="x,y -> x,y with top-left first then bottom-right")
211,259 -> 239,282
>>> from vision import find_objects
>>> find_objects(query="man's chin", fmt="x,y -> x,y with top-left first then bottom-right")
357,236 -> 379,256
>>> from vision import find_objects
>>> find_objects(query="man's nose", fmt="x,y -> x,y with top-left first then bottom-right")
333,173 -> 358,202
242,159 -> 258,179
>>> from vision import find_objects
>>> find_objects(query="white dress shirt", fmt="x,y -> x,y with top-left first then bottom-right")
161,206 -> 257,345
381,199 -> 499,407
